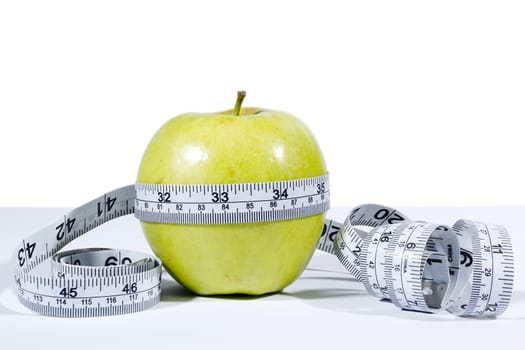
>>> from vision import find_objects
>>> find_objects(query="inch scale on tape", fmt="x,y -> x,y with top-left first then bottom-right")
13,176 -> 329,317
134,175 -> 330,224
317,204 -> 514,317
14,185 -> 163,317
13,175 -> 514,318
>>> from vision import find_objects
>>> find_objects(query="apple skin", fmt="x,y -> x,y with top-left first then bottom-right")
137,107 -> 327,295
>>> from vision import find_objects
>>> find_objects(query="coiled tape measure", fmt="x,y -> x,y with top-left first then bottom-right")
13,174 -> 514,318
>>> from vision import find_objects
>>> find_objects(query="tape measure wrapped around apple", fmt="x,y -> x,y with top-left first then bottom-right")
137,91 -> 328,295
12,92 -> 514,318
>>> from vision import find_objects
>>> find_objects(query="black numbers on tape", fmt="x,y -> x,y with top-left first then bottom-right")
59,287 -> 78,298
321,222 -> 340,243
373,209 -> 405,224
426,258 -> 443,265
105,256 -> 132,266
212,191 -> 229,203
492,244 -> 504,254
122,282 -> 137,294
13,184 -> 175,317
380,231 -> 392,242
388,213 -> 405,224
134,175 -> 329,226
97,196 -> 117,216
352,246 -> 361,256
330,226 -> 338,241
105,256 -> 118,266
273,188 -> 288,200
17,241 -> 36,267
56,217 -> 76,241
374,209 -> 389,220
460,248 -> 473,267
157,192 -> 171,203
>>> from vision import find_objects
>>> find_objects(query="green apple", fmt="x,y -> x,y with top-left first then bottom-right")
138,91 -> 327,295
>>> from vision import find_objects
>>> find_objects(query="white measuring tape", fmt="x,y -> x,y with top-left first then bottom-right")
317,204 -> 514,317
13,175 -> 514,318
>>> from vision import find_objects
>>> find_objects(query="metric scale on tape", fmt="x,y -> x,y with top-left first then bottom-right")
13,174 -> 514,318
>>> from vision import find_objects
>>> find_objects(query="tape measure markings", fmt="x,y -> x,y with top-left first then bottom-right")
13,176 -> 330,317
14,185 -> 163,318
13,177 -> 514,318
135,174 -> 330,225
316,219 -> 342,254
361,223 -> 403,299
320,204 -> 514,317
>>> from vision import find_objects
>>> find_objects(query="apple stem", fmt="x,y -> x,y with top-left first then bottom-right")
233,91 -> 246,116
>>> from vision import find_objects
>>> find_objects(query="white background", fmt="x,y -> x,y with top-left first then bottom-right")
1,0 -> 524,207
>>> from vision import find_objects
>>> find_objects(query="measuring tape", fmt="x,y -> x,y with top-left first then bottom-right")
134,175 -> 330,224
13,175 -> 328,317
317,204 -> 514,317
13,175 -> 514,318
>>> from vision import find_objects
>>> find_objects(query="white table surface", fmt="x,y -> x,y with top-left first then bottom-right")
1,206 -> 524,349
